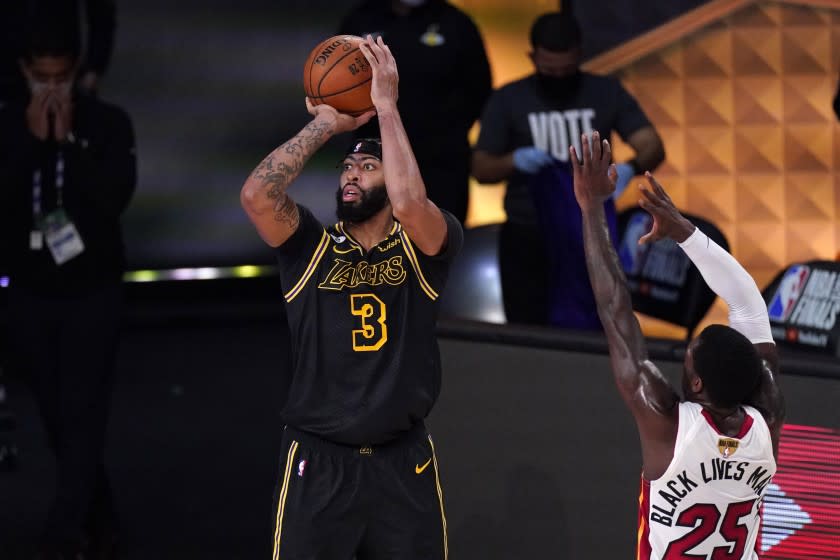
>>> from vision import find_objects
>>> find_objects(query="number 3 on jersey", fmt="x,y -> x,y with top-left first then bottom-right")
350,293 -> 388,351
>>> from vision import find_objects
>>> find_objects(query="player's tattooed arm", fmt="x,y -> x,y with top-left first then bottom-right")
249,118 -> 334,222
241,116 -> 335,245
241,100 -> 373,246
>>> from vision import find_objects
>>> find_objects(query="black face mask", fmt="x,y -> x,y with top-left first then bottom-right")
536,71 -> 582,100
335,184 -> 390,223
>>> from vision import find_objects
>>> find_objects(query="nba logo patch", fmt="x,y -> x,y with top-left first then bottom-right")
718,438 -> 740,458
297,459 -> 307,477
768,265 -> 810,322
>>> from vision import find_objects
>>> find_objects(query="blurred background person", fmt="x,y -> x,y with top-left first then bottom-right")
471,10 -> 664,326
0,0 -> 116,106
338,0 -> 492,224
0,11 -> 135,559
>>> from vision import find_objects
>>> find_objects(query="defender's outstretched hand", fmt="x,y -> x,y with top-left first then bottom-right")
305,97 -> 374,134
570,131 -> 617,211
637,172 -> 695,245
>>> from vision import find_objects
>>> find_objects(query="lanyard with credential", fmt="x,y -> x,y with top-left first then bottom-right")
30,150 -> 65,250
31,149 -> 84,264
31,150 -> 65,219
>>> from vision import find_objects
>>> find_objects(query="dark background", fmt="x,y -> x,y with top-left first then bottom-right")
105,0 -> 713,270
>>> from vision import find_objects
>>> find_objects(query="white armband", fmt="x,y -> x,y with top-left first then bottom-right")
678,228 -> 774,344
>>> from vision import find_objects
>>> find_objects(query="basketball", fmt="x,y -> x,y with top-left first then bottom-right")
303,35 -> 373,117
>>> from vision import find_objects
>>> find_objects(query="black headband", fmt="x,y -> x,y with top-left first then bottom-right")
343,138 -> 382,161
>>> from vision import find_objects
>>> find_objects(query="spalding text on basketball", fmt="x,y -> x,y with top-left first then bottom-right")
314,39 -> 349,66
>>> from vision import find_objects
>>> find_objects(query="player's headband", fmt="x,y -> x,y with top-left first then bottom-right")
343,138 -> 382,161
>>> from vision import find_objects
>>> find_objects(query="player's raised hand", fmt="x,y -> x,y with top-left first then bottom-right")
570,131 -> 617,211
358,34 -> 399,110
637,172 -> 695,245
305,97 -> 374,134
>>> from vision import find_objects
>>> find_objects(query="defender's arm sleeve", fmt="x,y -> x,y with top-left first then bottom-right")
679,228 -> 774,344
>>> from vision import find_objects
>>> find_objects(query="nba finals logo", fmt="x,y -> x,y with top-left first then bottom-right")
718,438 -> 740,458
768,265 -> 810,322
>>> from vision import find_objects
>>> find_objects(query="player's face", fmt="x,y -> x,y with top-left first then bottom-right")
336,154 -> 388,223
529,46 -> 581,78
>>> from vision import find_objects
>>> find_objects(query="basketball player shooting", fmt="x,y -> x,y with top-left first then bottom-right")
240,35 -> 461,559
571,132 -> 785,559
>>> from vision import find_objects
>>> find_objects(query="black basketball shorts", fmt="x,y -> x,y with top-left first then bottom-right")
270,423 -> 447,560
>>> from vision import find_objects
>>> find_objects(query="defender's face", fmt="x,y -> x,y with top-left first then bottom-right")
338,154 -> 385,203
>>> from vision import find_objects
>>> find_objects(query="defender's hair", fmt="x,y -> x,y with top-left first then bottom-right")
693,324 -> 763,408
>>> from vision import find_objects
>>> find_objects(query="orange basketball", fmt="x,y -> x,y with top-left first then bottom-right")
303,35 -> 373,116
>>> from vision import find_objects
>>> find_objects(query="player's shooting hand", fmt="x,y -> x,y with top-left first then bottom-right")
359,35 -> 399,111
305,97 -> 374,134
637,172 -> 695,244
570,131 -> 617,211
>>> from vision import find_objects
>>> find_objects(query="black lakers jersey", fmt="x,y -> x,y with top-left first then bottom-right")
274,205 -> 463,446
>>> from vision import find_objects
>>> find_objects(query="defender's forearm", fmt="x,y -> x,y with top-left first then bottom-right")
581,205 -> 631,315
581,203 -> 648,364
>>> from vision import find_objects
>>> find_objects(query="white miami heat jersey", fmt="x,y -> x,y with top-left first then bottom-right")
638,402 -> 776,560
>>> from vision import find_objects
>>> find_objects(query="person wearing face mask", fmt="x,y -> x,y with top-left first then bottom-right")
0,0 -> 117,106
337,0 -> 492,224
471,11 -> 665,327
0,18 -> 135,560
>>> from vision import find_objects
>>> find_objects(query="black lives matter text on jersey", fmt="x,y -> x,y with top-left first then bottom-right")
650,460 -> 774,527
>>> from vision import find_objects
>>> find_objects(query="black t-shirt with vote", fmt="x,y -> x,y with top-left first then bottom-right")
476,72 -> 652,226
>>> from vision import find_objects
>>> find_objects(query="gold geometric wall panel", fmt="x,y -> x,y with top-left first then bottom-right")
612,0 -> 840,299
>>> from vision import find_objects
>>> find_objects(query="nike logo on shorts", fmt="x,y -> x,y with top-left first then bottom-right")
415,458 -> 432,474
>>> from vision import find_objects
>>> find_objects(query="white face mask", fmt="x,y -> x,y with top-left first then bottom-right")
28,79 -> 73,97
401,0 -> 427,6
